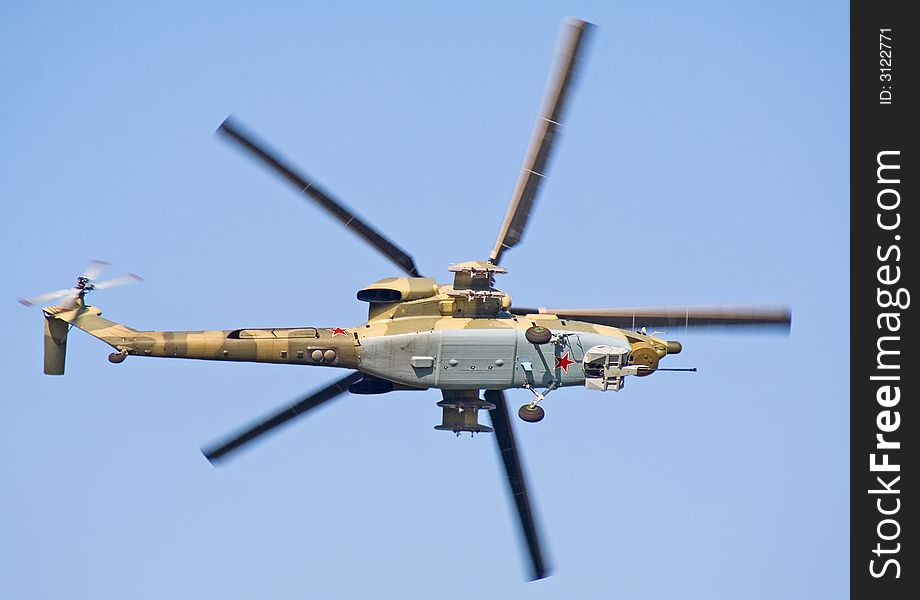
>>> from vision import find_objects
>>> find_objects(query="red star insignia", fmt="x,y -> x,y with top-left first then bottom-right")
330,327 -> 349,337
555,352 -> 576,373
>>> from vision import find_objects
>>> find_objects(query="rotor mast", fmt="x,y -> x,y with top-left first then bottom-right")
446,261 -> 511,316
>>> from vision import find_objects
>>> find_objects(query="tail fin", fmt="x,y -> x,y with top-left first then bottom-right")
41,305 -> 138,375
43,313 -> 69,375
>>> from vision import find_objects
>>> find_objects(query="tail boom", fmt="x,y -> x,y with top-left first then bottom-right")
43,305 -> 359,370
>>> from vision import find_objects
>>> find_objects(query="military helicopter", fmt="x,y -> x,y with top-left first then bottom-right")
21,19 -> 790,581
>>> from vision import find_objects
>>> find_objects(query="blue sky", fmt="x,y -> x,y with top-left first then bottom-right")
1,2 -> 848,598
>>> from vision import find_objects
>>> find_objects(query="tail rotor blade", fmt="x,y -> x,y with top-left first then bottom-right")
217,117 -> 421,277
18,288 -> 77,307
92,273 -> 144,291
202,371 -> 362,464
485,390 -> 550,581
82,260 -> 111,281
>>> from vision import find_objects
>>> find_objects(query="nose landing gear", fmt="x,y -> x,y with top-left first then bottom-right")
518,327 -> 573,423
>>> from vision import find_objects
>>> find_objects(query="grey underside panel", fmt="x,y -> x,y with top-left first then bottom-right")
436,330 -> 517,389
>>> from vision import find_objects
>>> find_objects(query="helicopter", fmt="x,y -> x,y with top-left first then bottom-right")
20,18 -> 790,581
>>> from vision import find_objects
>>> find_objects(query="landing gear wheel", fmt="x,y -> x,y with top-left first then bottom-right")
525,325 -> 552,345
518,404 -> 546,423
108,351 -> 127,364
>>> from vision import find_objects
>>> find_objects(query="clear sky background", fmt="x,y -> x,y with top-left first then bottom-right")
1,2 -> 848,598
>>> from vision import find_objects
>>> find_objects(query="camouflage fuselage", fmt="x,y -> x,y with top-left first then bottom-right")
47,276 -> 674,390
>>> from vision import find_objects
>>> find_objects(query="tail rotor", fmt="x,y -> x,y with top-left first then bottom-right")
18,260 -> 142,309
19,260 -> 142,376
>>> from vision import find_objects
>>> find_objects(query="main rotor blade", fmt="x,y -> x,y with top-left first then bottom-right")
218,117 -> 421,277
510,305 -> 792,331
203,371 -> 362,464
485,390 -> 550,581
490,19 -> 594,265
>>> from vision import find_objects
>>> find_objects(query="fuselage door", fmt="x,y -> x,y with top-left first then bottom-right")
436,328 -> 517,389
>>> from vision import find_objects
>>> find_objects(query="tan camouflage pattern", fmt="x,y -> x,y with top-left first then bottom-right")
357,279 -> 670,357
45,305 -> 360,369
